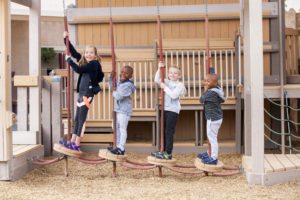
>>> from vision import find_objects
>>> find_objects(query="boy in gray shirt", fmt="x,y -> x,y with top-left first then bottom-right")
109,65 -> 136,155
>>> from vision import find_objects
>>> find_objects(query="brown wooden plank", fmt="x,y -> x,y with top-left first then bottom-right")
81,133 -> 113,143
265,154 -> 285,172
54,69 -> 68,77
86,120 -> 112,128
14,76 -> 38,87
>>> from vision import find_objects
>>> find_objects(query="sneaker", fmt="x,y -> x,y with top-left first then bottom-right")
151,151 -> 160,157
68,142 -> 81,152
202,156 -> 218,165
197,152 -> 209,160
59,138 -> 70,148
110,147 -> 125,155
107,146 -> 113,151
155,152 -> 172,160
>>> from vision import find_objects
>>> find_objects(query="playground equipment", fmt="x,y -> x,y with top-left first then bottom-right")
2,0 -> 300,185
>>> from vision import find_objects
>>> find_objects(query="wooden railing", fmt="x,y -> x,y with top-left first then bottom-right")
55,39 -> 242,131
13,75 -> 63,156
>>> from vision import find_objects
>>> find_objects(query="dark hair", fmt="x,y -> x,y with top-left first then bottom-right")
123,65 -> 133,76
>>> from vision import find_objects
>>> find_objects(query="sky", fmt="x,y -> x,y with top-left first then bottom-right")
11,0 -> 300,15
286,0 -> 300,11
11,0 -> 75,16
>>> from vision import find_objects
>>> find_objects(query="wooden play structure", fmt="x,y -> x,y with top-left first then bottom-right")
1,0 -> 300,185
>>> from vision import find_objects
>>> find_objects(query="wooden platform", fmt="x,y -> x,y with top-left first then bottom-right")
243,154 -> 300,185
0,145 -> 44,181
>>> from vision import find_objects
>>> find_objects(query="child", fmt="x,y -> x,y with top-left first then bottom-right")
108,65 -> 136,155
59,31 -> 104,152
197,73 -> 225,165
151,61 -> 186,160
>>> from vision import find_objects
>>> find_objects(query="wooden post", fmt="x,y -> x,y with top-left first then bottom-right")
51,77 -> 63,153
29,0 -> 41,144
0,0 -> 12,162
243,0 -> 265,184
42,78 -> 52,156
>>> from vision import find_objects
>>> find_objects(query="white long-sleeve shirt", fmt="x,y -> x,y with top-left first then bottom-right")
154,70 -> 186,114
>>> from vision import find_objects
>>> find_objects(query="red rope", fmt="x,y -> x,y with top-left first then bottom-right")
122,162 -> 156,170
110,8 -> 117,149
32,157 -> 65,165
157,6 -> 165,153
63,4 -> 71,142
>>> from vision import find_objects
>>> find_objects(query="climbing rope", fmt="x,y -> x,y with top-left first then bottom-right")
264,91 -> 300,152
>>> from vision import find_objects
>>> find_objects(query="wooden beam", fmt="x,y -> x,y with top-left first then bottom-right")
285,28 -> 300,36
243,0 -> 265,185
12,131 -> 38,144
11,0 -> 32,8
68,2 -> 278,24
29,0 -> 41,144
81,133 -> 113,143
14,75 -> 38,87
0,0 -> 12,162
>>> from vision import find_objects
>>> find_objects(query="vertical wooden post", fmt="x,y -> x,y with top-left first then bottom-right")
235,34 -> 242,154
51,77 -> 63,153
42,78 -> 52,156
0,0 -> 12,162
243,0 -> 264,184
29,0 -> 41,144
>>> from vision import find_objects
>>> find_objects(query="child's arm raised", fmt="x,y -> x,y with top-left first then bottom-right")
64,31 -> 82,62
154,61 -> 165,84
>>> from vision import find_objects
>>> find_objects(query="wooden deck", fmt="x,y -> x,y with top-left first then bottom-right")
243,154 -> 300,185
13,145 -> 41,157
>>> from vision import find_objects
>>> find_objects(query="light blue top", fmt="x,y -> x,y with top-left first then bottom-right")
155,70 -> 186,114
109,78 -> 136,116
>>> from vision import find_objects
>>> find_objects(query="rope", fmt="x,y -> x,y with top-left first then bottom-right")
265,123 -> 300,139
264,108 -> 300,125
264,134 -> 300,152
264,123 -> 290,136
32,156 -> 65,165
122,162 -> 156,170
264,95 -> 300,111
76,157 -> 108,165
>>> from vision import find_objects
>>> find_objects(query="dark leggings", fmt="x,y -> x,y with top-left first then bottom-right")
163,111 -> 178,155
73,96 -> 93,137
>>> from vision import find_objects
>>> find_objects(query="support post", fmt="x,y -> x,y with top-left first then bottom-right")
42,78 -> 52,156
29,0 -> 41,143
243,0 -> 265,184
0,0 -> 12,162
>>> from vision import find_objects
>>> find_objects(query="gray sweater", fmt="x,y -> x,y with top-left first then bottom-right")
200,86 -> 226,121
155,70 -> 186,114
109,78 -> 136,116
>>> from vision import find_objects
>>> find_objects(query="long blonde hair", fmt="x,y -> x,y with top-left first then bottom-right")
78,45 -> 101,65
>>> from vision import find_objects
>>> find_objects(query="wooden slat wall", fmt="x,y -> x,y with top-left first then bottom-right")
76,0 -> 272,141
76,0 -> 271,72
